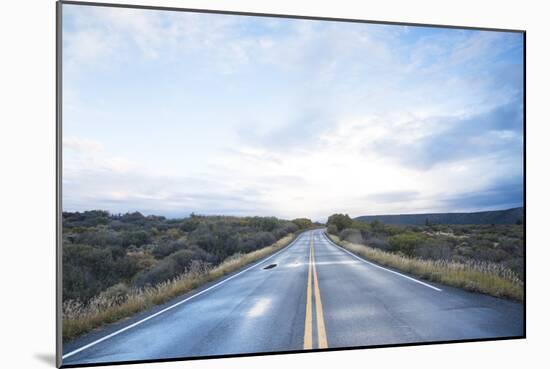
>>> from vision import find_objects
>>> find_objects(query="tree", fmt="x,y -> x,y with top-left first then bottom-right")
327,214 -> 353,232
292,218 -> 313,230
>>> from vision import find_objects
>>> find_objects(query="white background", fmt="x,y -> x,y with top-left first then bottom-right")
0,0 -> 547,368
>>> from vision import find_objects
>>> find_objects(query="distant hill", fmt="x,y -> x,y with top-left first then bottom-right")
355,207 -> 524,225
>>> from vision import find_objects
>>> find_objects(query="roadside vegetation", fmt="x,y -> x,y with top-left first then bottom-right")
62,211 -> 311,340
326,214 -> 524,301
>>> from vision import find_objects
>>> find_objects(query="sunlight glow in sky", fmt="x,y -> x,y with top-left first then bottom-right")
62,4 -> 524,221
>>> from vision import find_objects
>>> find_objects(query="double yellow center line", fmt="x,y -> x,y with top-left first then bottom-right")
303,234 -> 328,349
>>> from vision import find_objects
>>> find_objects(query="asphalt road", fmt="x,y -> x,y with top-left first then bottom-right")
62,229 -> 524,366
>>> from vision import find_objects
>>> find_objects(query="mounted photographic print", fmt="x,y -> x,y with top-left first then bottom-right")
56,1 -> 525,367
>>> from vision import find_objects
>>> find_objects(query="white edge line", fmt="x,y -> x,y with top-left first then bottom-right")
63,233 -> 305,360
322,232 -> 442,292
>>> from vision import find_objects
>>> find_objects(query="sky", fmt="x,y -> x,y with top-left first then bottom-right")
62,4 -> 524,221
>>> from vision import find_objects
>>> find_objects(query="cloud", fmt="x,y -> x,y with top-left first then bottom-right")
365,191 -> 421,204
64,29 -> 114,66
61,6 -> 524,219
63,6 -> 300,75
63,135 -> 276,217
63,136 -> 137,176
440,176 -> 524,211
237,110 -> 338,151
63,137 -> 104,154
369,99 -> 523,170
63,156 -> 275,218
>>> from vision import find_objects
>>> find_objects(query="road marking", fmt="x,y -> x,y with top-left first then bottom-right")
63,233 -> 305,360
303,238 -> 313,349
322,232 -> 442,292
285,260 -> 361,268
312,241 -> 328,348
303,233 -> 329,349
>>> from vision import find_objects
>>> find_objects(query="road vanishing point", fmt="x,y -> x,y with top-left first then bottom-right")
63,229 -> 524,366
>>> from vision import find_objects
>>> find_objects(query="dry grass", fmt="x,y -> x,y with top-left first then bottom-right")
327,233 -> 523,301
63,234 -> 295,341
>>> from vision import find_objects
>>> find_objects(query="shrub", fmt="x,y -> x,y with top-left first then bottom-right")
415,239 -> 453,260
134,259 -> 177,288
332,219 -> 524,282
63,233 -> 296,340
152,239 -> 186,259
327,213 -> 353,232
180,217 -> 199,232
121,230 -> 151,247
339,228 -> 363,244
255,231 -> 276,247
329,234 -> 523,301
248,216 -> 279,232
292,218 -> 313,230
63,244 -> 116,301
73,227 -> 122,247
388,233 -> 426,257
134,247 -> 214,287
367,237 -> 391,251
327,224 -> 338,235
99,283 -> 130,301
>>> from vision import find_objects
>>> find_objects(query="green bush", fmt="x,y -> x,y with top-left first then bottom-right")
292,218 -> 313,230
327,224 -> 338,235
388,233 -> 426,257
339,228 -> 363,244
329,233 -> 523,301
63,244 -> 116,301
152,239 -> 186,259
63,211 -> 297,302
327,213 -> 353,232
337,218 -> 524,280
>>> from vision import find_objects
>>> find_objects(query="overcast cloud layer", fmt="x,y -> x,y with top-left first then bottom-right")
62,5 -> 524,221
